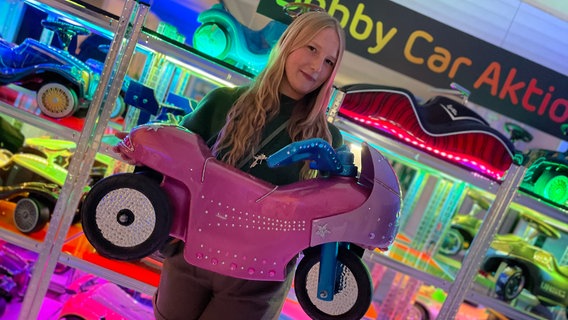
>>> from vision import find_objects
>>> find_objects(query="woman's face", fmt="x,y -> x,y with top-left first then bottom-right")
280,27 -> 339,100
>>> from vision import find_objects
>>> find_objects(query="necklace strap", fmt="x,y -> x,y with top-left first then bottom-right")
237,120 -> 290,169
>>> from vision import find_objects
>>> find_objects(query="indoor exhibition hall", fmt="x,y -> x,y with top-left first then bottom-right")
0,0 -> 566,319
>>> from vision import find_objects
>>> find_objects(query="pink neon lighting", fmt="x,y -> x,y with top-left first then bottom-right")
342,112 -> 505,180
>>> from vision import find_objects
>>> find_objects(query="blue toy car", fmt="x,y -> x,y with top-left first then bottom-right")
192,4 -> 287,74
0,20 -> 124,119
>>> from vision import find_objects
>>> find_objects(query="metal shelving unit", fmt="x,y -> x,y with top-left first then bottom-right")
335,118 -> 568,222
0,93 -> 79,142
0,0 -> 565,319
18,0 -> 150,318
330,90 -> 567,319
24,0 -> 253,88
0,1 -> 257,318
59,253 -> 157,295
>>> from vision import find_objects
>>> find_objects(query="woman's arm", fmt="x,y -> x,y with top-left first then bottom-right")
180,86 -> 242,142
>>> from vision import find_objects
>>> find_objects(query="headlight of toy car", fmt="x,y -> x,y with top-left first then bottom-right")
533,250 -> 554,270
81,70 -> 91,90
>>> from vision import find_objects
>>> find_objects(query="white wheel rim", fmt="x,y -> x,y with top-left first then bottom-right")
305,262 -> 358,316
37,83 -> 76,118
95,188 -> 156,247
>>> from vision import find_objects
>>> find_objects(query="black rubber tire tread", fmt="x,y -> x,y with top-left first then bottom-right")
294,246 -> 372,320
81,173 -> 171,260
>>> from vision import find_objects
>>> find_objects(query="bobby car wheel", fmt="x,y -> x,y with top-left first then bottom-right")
193,22 -> 230,59
81,173 -> 172,260
37,82 -> 78,118
294,246 -> 372,320
439,228 -> 465,256
535,171 -> 568,206
495,264 -> 525,301
14,198 -> 50,234
409,302 -> 430,320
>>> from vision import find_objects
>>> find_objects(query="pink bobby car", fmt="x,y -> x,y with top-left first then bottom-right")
112,124 -> 401,281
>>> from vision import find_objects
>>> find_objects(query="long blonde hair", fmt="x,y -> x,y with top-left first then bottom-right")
212,11 -> 346,180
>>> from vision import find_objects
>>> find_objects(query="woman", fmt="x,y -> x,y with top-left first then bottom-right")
153,10 -> 346,320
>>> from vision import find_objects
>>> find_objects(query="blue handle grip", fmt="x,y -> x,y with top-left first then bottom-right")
267,138 -> 342,172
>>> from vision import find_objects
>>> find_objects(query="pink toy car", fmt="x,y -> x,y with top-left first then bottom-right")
81,123 -> 402,319
57,275 -> 154,320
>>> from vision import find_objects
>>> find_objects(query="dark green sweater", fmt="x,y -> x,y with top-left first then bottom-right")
180,86 -> 343,185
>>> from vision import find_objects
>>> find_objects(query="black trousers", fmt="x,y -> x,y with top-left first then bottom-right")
153,248 -> 294,320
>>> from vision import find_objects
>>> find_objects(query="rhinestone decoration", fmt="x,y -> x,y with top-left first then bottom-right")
95,188 -> 156,247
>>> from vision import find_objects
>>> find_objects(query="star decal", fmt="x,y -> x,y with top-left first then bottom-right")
316,224 -> 331,239
145,125 -> 161,132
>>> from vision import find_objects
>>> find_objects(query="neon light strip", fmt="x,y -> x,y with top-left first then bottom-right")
341,111 -> 505,180
164,56 -> 237,88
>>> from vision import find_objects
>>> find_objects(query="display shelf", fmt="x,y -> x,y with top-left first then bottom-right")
336,117 -> 568,223
335,113 -> 568,319
513,190 -> 568,224
24,0 -> 122,38
23,0 -> 253,89
137,28 -> 252,88
0,221 -> 42,254
467,291 -> 549,320
0,87 -> 79,142
368,246 -> 551,320
0,205 -> 84,252
58,230 -> 161,293
366,250 -> 452,291
59,252 -> 159,296
0,85 -> 129,166
14,0 -> 148,318
0,206 -> 159,297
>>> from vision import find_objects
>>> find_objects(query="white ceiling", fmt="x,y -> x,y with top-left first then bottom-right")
524,0 -> 568,21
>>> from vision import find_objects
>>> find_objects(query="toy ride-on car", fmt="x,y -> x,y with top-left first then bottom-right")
57,274 -> 154,320
21,137 -> 114,186
439,189 -> 492,256
479,212 -> 567,313
0,20 -> 123,119
334,84 -> 516,181
0,148 -> 86,234
506,123 -> 568,211
192,3 -> 288,74
80,123 -> 402,320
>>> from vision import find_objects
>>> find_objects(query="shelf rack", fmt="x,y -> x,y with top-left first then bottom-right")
0,0 -> 256,318
0,0 -> 565,319
331,97 -> 567,319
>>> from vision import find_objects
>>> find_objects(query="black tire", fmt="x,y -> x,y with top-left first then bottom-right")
110,95 -> 126,119
294,246 -> 372,320
14,198 -> 50,234
81,173 -> 172,260
408,302 -> 430,320
495,265 -> 525,301
59,315 -> 84,320
439,228 -> 464,256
